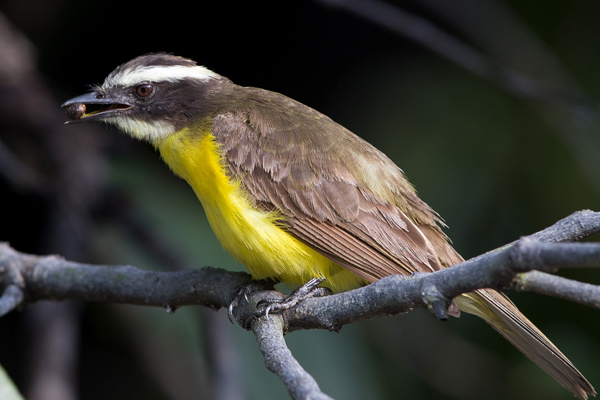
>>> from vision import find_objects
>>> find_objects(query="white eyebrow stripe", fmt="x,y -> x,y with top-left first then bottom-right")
105,65 -> 219,87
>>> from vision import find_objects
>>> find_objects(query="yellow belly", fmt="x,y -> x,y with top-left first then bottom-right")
155,127 -> 366,293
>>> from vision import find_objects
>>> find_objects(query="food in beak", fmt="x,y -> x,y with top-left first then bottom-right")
65,103 -> 86,120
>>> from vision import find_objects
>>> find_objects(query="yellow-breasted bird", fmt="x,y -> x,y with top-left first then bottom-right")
63,53 -> 594,398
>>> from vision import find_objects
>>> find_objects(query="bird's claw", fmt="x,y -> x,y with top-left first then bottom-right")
228,279 -> 277,324
228,284 -> 254,324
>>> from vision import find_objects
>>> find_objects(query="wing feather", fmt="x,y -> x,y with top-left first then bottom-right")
211,87 -> 456,279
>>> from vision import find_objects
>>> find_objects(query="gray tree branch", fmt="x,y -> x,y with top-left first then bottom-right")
0,242 -> 253,311
1,210 -> 600,399
253,315 -> 333,400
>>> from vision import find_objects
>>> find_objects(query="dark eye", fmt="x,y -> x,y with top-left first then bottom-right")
135,84 -> 154,97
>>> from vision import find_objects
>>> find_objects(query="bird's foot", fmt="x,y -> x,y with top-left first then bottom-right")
244,277 -> 332,328
228,279 -> 275,324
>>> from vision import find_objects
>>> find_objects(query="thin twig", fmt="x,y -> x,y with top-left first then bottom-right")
0,285 -> 25,317
530,210 -> 600,243
513,271 -> 600,309
467,210 -> 600,263
252,315 -> 333,400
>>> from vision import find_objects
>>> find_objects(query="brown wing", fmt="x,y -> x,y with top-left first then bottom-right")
212,87 -> 462,283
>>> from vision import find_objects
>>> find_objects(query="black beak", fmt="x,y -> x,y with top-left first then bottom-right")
62,91 -> 133,124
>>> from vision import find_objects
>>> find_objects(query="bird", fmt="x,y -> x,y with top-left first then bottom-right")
63,53 -> 594,399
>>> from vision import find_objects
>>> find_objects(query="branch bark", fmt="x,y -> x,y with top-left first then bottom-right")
253,315 -> 333,400
0,242 -> 253,311
1,210 -> 600,399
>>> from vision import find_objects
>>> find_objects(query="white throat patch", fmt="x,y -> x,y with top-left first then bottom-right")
104,64 -> 219,88
105,117 -> 176,142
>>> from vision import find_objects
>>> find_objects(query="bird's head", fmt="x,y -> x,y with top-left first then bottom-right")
62,53 -> 225,142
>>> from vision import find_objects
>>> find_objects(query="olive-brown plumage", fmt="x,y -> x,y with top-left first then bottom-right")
212,87 -> 453,279
211,85 -> 594,398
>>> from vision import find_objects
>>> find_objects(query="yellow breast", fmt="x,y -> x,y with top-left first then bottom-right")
155,127 -> 366,293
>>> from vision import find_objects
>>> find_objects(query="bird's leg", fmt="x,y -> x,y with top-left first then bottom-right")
244,277 -> 332,328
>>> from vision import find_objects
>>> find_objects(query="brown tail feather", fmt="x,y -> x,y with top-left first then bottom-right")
455,289 -> 595,399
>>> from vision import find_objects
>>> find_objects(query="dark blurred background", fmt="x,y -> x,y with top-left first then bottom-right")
1,0 -> 600,399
